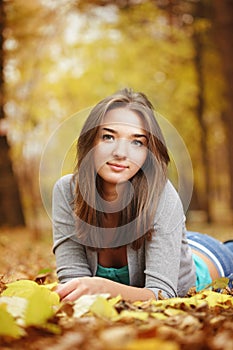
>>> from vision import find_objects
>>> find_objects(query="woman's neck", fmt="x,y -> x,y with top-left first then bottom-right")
101,182 -> 126,203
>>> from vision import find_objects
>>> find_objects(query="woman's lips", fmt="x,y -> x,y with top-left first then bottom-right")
107,162 -> 128,171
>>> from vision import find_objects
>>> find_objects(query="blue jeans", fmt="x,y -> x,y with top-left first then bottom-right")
187,231 -> 233,281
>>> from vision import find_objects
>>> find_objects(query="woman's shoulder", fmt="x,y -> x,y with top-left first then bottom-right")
154,180 -> 184,225
154,180 -> 185,232
55,173 -> 74,187
53,174 -> 75,198
161,180 -> 180,202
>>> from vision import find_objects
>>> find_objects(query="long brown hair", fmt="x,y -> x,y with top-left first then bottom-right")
73,88 -> 170,249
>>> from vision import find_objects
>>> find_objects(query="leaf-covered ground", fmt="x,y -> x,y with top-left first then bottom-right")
0,227 -> 233,350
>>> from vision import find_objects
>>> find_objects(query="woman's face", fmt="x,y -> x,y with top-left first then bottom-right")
93,107 -> 148,191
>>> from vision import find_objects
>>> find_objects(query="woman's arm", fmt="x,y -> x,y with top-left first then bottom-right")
56,276 -> 156,302
52,175 -> 92,282
144,181 -> 196,298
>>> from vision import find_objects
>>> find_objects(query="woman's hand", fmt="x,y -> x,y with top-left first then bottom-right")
56,276 -> 156,302
55,276 -> 110,302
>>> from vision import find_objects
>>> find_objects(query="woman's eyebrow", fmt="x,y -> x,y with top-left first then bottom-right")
133,134 -> 149,143
102,127 -> 116,133
133,133 -> 148,139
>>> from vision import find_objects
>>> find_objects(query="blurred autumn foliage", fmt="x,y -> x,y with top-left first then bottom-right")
0,0 -> 233,231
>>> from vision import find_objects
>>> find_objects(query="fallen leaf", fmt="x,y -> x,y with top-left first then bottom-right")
73,294 -> 110,318
150,312 -> 167,320
114,310 -> 149,322
164,308 -> 186,316
90,296 -> 118,320
203,277 -> 229,291
0,296 -> 27,322
108,294 -> 122,307
24,286 -> 60,326
0,304 -> 24,338
202,290 -> 233,308
2,280 -> 39,298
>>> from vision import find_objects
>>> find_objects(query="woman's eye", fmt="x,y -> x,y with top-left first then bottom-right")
132,139 -> 143,147
102,134 -> 114,141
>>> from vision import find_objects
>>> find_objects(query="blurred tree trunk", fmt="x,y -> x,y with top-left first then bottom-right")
212,0 -> 233,210
192,33 -> 212,222
192,0 -> 212,222
0,1 -> 25,226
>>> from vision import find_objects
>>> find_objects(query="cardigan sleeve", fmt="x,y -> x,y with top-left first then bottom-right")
144,181 -> 196,298
52,174 -> 92,283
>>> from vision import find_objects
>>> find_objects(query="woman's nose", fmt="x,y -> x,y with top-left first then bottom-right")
112,138 -> 127,158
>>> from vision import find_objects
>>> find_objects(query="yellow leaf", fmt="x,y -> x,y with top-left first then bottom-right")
133,300 -> 145,307
164,308 -> 186,316
24,287 -> 60,326
43,282 -> 58,291
210,277 -> 229,290
73,294 -> 110,318
201,291 -> 233,308
1,281 -> 59,327
0,296 -> 27,321
114,310 -> 149,321
39,286 -> 60,307
0,305 -> 24,338
151,295 -> 203,309
40,322 -> 61,335
108,294 -> 122,307
90,296 -> 118,320
2,280 -> 39,298
2,279 -> 59,305
150,312 -> 167,320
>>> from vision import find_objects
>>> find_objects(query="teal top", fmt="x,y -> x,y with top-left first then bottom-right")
96,254 -> 212,293
192,253 -> 212,291
96,264 -> 130,285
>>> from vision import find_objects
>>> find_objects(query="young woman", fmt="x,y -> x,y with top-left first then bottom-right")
52,88 -> 233,302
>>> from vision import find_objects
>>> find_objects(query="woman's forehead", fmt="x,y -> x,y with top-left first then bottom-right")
102,107 -> 146,130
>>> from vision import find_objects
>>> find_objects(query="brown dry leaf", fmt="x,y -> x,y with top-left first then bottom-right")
0,276 -> 6,294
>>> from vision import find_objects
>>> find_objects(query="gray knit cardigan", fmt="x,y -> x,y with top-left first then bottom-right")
52,174 -> 196,298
